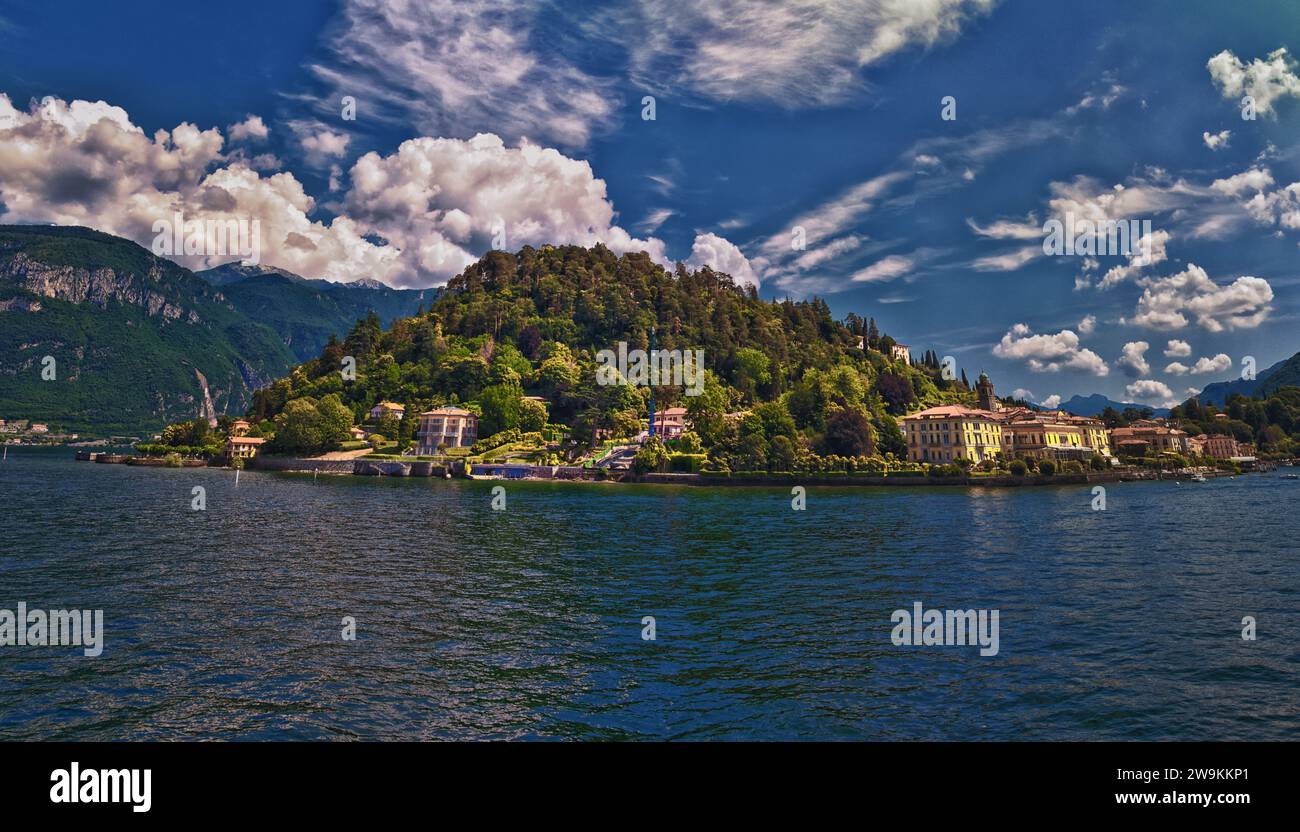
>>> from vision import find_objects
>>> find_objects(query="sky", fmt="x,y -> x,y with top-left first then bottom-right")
2,0 -> 1300,408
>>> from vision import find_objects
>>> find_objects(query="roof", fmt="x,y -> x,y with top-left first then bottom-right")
900,404 -> 997,421
227,436 -> 265,445
420,406 -> 474,416
372,401 -> 405,410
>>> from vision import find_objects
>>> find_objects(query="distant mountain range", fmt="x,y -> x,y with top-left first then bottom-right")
195,263 -> 434,361
1195,351 -> 1300,406
0,226 -> 432,434
1052,393 -> 1170,418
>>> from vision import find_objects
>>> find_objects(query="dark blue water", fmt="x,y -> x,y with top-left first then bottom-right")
1,447 -> 1296,740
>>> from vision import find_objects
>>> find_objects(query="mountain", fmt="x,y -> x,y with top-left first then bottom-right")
1195,350 -> 1300,406
196,263 -> 434,361
1055,393 -> 1170,418
0,225 -> 296,435
242,244 -> 970,460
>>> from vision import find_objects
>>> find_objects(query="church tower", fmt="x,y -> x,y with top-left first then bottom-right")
977,372 -> 999,412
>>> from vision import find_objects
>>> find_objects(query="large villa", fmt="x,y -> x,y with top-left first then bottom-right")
415,406 -> 478,455
900,374 -> 1112,464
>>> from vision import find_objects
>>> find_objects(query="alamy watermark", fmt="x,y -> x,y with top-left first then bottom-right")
0,603 -> 103,656
890,601 -> 999,656
1043,214 -> 1152,265
596,341 -> 705,396
151,211 -> 261,265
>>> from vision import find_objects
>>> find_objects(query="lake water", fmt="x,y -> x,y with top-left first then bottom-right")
1,447 -> 1296,740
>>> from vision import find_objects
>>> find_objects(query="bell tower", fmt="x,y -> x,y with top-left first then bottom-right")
977,372 -> 999,412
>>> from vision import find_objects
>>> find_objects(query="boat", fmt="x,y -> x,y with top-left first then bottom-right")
1190,473 -> 1208,483
1282,473 -> 1299,480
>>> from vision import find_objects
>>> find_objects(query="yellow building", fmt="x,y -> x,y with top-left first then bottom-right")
900,405 -> 1005,464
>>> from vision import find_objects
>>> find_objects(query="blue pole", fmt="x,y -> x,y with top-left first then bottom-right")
648,327 -> 656,439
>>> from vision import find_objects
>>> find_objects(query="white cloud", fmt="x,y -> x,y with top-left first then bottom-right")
0,93 -> 699,289
1095,229 -> 1169,289
1164,339 -> 1192,357
0,93 -> 398,283
1129,263 -> 1273,332
1164,362 -> 1190,376
316,0 -> 615,148
607,0 -> 999,109
1040,394 -> 1061,409
290,120 -> 351,167
1210,167 -> 1273,197
1207,47 -> 1300,117
1011,388 -> 1035,401
1126,379 -> 1176,406
343,132 -> 675,285
1077,314 -> 1097,335
850,254 -> 912,283
1202,129 -> 1231,150
966,214 -> 1041,240
1116,341 -> 1150,377
685,232 -> 758,288
1191,353 -> 1232,374
971,245 -> 1042,271
992,323 -> 1109,376
228,115 -> 269,143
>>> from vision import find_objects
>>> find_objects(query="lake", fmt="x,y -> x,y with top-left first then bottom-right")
1,447 -> 1296,740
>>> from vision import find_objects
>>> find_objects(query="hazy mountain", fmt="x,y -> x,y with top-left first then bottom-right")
1055,393 -> 1170,418
0,225 -> 296,434
1195,351 -> 1300,406
196,263 -> 434,361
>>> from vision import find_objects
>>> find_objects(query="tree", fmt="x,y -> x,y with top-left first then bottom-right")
633,437 -> 669,473
518,398 -> 547,432
733,348 -> 772,402
685,371 -> 729,445
479,383 -> 523,437
822,408 -> 874,456
769,435 -> 796,471
877,372 -> 915,414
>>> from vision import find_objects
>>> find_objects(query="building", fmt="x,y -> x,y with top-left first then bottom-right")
368,401 -> 406,421
889,343 -> 911,364
900,404 -> 1005,464
976,372 -> 1000,412
1193,433 -> 1238,459
900,374 -> 1111,465
29,424 -> 49,434
650,406 -> 688,439
349,426 -> 368,441
226,436 -> 265,460
416,407 -> 478,454
230,419 -> 251,437
1110,425 -> 1189,456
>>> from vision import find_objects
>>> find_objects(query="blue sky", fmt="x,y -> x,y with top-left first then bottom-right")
2,0 -> 1300,408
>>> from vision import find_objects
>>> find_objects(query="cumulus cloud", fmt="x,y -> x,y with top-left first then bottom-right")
1164,339 -> 1192,357
1207,47 -> 1300,117
685,232 -> 758,288
0,93 -> 398,283
0,92 -> 709,288
1126,379 -> 1176,406
1211,167 -> 1273,197
1040,394 -> 1061,409
1129,263 -> 1273,332
1116,341 -> 1150,377
1095,229 -> 1169,289
992,323 -> 1109,376
1202,129 -> 1231,150
1077,314 -> 1097,335
1189,353 -> 1232,374
342,132 -> 679,285
1164,361 -> 1190,376
228,115 -> 269,143
290,119 -> 351,167
1011,388 -> 1035,401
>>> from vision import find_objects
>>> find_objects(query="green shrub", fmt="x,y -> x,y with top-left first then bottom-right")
1039,460 -> 1056,476
1008,459 -> 1029,476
